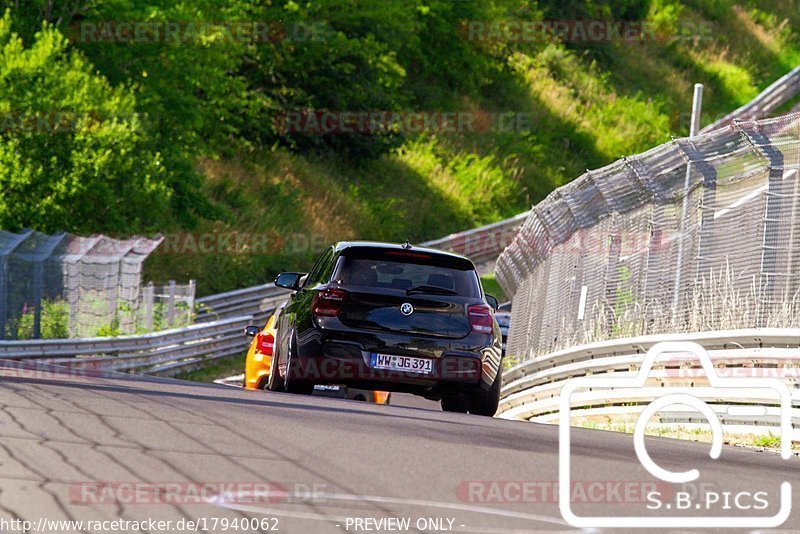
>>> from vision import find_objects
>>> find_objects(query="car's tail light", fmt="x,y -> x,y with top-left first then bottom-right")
312,288 -> 348,317
468,304 -> 493,334
256,332 -> 275,355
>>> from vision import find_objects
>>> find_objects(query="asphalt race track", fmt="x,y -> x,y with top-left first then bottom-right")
0,362 -> 797,534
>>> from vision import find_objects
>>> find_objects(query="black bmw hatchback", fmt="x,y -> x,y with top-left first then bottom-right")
268,241 -> 503,415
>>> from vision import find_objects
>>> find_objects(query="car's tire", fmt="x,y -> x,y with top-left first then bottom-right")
266,355 -> 284,392
468,365 -> 502,417
258,375 -> 269,390
441,395 -> 469,413
284,335 -> 314,396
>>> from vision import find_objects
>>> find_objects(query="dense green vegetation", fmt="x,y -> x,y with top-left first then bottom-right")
2,1 -> 799,294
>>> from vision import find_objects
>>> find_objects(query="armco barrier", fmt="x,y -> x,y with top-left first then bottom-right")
422,211 -> 530,268
0,316 -> 253,377
195,283 -> 289,323
0,211 -> 529,377
498,329 -> 800,437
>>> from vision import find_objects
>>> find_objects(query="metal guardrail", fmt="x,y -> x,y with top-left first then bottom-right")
422,211 -> 530,268
498,329 -> 800,436
0,212 -> 529,377
701,65 -> 800,133
195,283 -> 288,323
0,316 -> 253,377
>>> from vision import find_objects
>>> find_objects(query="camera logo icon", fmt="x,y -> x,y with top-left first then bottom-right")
558,341 -> 793,528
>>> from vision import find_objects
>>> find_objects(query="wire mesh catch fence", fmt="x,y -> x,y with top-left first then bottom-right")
0,231 -> 193,339
497,112 -> 800,362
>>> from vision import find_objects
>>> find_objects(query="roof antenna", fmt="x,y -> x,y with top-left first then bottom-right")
402,240 -> 412,249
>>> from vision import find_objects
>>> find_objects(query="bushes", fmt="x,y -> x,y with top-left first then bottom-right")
0,11 -> 176,235
2,1 -> 800,297
4,300 -> 69,340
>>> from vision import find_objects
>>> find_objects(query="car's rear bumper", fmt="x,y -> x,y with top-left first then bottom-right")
292,335 -> 494,397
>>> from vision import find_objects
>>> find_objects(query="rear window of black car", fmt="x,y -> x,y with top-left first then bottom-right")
332,249 -> 481,297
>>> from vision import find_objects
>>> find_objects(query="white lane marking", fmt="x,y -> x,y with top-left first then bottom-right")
208,491 -> 573,530
214,374 -> 244,387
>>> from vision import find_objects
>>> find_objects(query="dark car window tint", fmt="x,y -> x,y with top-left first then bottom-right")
305,247 -> 333,287
319,251 -> 338,283
335,257 -> 480,297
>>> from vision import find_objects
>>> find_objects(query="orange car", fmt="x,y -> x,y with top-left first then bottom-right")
244,304 -> 390,404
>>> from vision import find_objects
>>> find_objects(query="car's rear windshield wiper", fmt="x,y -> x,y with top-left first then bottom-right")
406,284 -> 459,296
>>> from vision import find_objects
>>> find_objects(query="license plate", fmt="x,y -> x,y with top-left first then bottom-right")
370,353 -> 434,374
314,385 -> 342,392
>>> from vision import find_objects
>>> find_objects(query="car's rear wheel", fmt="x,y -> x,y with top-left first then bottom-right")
441,395 -> 469,413
468,365 -> 501,416
284,335 -> 314,396
266,355 -> 284,392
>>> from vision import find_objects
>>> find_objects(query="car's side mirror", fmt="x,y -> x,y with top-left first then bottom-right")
244,325 -> 260,337
485,294 -> 499,311
275,272 -> 304,290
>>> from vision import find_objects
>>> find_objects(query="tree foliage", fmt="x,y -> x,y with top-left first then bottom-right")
0,11 -> 171,233
2,0 -> 784,240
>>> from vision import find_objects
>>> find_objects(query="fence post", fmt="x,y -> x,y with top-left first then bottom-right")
143,282 -> 154,331
0,258 -> 7,340
187,279 -> 196,325
737,121 -> 786,326
32,261 -> 44,339
167,280 -> 176,327
671,83 -> 704,326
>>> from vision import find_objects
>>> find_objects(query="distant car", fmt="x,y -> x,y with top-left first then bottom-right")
494,312 -> 510,356
268,241 -> 503,416
244,303 -> 389,404
243,302 -> 286,391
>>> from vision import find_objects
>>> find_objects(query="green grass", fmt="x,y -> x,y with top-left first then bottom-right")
481,274 -> 507,303
577,419 -> 800,451
145,2 -> 800,295
176,354 -> 245,384
753,432 -> 783,449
